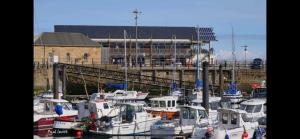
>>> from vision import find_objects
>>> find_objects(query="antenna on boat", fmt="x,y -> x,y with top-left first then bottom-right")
231,26 -> 236,84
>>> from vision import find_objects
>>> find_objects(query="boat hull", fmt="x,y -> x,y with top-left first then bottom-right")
90,117 -> 160,135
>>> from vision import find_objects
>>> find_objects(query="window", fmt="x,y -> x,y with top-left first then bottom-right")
103,103 -> 109,109
231,113 -> 238,124
198,110 -> 207,119
48,53 -> 54,62
240,104 -> 246,110
65,53 -> 71,62
182,108 -> 189,119
222,113 -> 228,124
159,101 -> 166,107
83,53 -> 88,62
189,109 -> 196,119
263,104 -> 266,114
254,105 -> 262,113
245,105 -> 255,113
153,101 -> 159,107
168,100 -> 171,107
172,100 -> 175,107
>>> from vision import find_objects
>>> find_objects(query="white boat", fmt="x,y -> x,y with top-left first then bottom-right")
150,105 -> 210,137
52,93 -> 120,135
89,103 -> 161,135
34,91 -> 63,112
239,98 -> 266,123
34,99 -> 78,131
190,108 -> 259,139
104,90 -> 149,102
145,96 -> 180,120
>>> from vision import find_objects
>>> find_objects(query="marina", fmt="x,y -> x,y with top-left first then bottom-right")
34,1 -> 266,139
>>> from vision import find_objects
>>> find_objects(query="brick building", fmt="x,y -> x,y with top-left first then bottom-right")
34,32 -> 101,65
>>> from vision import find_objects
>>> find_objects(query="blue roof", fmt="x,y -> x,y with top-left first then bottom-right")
54,25 -> 217,41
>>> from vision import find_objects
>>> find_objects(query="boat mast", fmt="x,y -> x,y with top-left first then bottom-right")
124,30 -> 128,91
231,27 -> 236,84
197,25 -> 201,81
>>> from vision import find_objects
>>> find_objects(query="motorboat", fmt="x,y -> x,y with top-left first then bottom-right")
104,90 -> 149,103
34,99 -> 78,132
145,96 -> 180,120
190,108 -> 259,139
239,98 -> 266,123
150,105 -> 210,137
220,82 -> 245,109
89,103 -> 161,135
52,93 -> 120,136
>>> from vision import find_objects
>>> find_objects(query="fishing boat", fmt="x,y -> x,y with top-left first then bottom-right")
150,105 -> 210,137
220,27 -> 244,109
52,93 -> 120,136
145,96 -> 180,120
34,99 -> 78,132
190,108 -> 259,139
34,90 -> 63,112
239,98 -> 266,123
89,103 -> 161,135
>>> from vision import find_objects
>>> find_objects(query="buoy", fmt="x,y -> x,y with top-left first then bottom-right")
75,129 -> 82,138
242,131 -> 248,139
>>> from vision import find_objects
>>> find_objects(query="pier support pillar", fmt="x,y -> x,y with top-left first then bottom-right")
179,70 -> 184,88
202,62 -> 209,114
53,63 -> 59,99
62,65 -> 66,97
219,64 -> 224,96
152,70 -> 157,83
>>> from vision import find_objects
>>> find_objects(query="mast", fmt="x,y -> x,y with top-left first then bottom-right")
231,27 -> 235,84
173,35 -> 176,83
197,25 -> 201,81
124,30 -> 128,91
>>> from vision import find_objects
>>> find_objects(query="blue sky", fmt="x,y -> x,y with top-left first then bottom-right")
34,0 -> 266,61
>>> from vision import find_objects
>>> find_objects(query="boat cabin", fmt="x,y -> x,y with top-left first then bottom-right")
41,99 -> 74,114
191,97 -> 221,111
148,96 -> 178,110
217,108 -> 249,129
113,103 -> 149,123
179,105 -> 208,126
239,99 -> 266,122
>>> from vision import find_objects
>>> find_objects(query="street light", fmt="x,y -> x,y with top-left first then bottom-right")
241,45 -> 248,68
133,9 -> 142,67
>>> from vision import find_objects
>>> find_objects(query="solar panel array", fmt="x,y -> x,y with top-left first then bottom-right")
54,25 -> 216,41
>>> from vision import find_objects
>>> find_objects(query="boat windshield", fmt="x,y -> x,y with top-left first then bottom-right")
220,101 -> 231,109
240,104 -> 260,113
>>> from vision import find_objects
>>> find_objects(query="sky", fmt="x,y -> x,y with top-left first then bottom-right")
34,0 -> 266,61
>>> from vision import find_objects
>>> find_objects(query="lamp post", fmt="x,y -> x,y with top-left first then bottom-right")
133,9 -> 142,67
241,45 -> 248,68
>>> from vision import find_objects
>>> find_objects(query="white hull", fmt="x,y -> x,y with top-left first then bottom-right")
191,127 -> 256,139
90,117 -> 160,135
151,125 -> 194,136
53,120 -> 81,129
